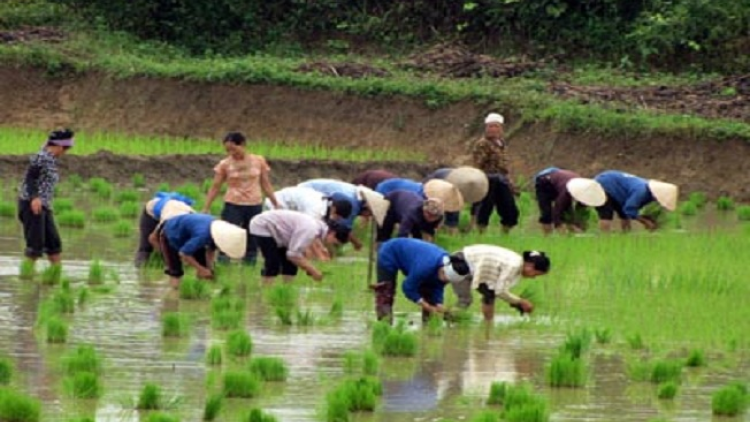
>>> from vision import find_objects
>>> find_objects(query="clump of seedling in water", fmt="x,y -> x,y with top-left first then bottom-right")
206,344 -> 223,366
686,349 -> 706,367
77,288 -> 89,306
119,202 -> 140,219
41,264 -> 62,285
179,276 -> 211,300
88,177 -> 113,199
19,260 -> 35,280
162,313 -> 190,338
371,321 -> 418,357
132,173 -> 146,188
53,198 -> 74,213
547,351 -> 587,388
267,284 -> 298,326
594,327 -> 612,344
712,381 -> 749,416
112,221 -> 133,238
144,413 -> 179,422
92,206 -> 120,223
62,345 -> 102,376
678,201 -> 698,216
0,200 -> 15,218
0,358 -> 12,385
329,298 -> 343,319
45,316 -> 68,343
0,388 -> 41,422
650,360 -> 683,384
426,314 -> 444,337
296,309 -> 315,326
716,195 -> 735,211
498,383 -> 550,422
65,371 -> 101,398
222,371 -> 261,398
175,183 -> 201,200
226,330 -> 253,357
249,357 -> 288,382
626,333 -> 646,350
88,260 -> 105,285
488,381 -> 509,405
57,210 -> 86,228
325,376 -> 382,419
211,296 -> 245,330
244,408 -> 278,422
137,383 -> 163,410
737,205 -> 750,221
203,393 -> 223,421
688,192 -> 707,208
657,381 -> 679,399
115,189 -> 139,203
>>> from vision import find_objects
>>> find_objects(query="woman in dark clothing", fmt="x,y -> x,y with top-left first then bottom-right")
17,129 -> 74,267
534,167 -> 606,235
376,191 -> 444,244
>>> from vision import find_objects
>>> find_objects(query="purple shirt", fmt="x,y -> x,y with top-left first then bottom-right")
249,210 -> 328,259
386,191 -> 441,238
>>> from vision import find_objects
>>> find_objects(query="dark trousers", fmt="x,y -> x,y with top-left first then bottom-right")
157,228 -> 208,278
221,203 -> 262,264
17,200 -> 62,259
257,236 -> 299,277
374,266 -> 436,324
472,174 -> 519,227
376,210 -> 399,242
135,209 -> 159,266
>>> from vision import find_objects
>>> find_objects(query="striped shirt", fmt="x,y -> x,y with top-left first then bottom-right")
462,244 -> 523,304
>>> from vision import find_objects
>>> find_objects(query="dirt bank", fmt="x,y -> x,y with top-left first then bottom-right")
1,65 -> 749,200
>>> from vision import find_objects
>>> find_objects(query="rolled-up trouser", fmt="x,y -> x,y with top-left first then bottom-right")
157,227 -> 207,278
451,278 -> 497,308
220,202 -> 262,264
135,209 -> 159,266
18,200 -> 62,259
374,266 -> 438,323
472,174 -> 519,228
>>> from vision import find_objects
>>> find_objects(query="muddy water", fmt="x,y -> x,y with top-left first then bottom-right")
0,217 -> 749,422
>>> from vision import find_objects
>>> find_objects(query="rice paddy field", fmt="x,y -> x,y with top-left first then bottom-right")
0,171 -> 749,422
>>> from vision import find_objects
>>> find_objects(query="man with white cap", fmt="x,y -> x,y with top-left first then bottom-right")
424,167 -> 489,233
593,170 -> 679,232
534,167 -> 606,235
157,213 -> 247,288
135,192 -> 196,267
372,238 -> 472,324
469,112 -> 519,234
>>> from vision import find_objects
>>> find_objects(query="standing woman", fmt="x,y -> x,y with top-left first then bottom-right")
17,129 -> 74,268
203,132 -> 279,265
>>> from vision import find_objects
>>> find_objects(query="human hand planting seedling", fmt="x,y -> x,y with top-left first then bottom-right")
510,299 -> 534,315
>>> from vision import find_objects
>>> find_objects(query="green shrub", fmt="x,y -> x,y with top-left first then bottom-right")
179,276 -> 211,300
712,382 -> 749,416
57,210 -> 86,228
88,260 -> 105,285
46,316 -> 68,343
119,201 -> 140,218
716,196 -> 735,211
62,345 -> 102,375
162,312 -> 190,338
657,381 -> 679,399
202,393 -> 222,421
112,221 -> 133,238
0,358 -> 12,385
206,344 -> 223,366
686,349 -> 706,367
249,357 -> 288,382
222,371 -> 261,398
0,387 -> 41,422
92,206 -> 120,223
41,264 -> 62,285
115,189 -> 140,203
137,383 -> 163,410
737,206 -> 750,221
488,381 -> 509,405
0,201 -> 14,218
547,352 -> 587,388
226,330 -> 253,357
65,372 -> 101,398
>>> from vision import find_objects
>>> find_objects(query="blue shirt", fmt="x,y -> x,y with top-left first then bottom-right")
298,179 -> 361,228
152,191 -> 195,220
594,170 -> 655,219
378,238 -> 449,305
163,213 -> 216,256
376,178 -> 425,197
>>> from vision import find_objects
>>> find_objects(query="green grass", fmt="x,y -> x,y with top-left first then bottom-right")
45,316 -> 68,343
593,328 -> 612,344
329,298 -> 343,318
65,372 -> 101,399
57,210 -> 86,228
51,290 -> 75,313
688,192 -> 707,208
0,358 -> 12,385
650,360 -> 683,384
222,371 -> 261,398
0,388 -> 41,422
137,383 -> 163,410
144,413 -> 180,422
226,330 -> 253,357
326,376 -> 382,416
115,189 -> 140,203
202,394 -> 223,421
678,201 -> 698,216
0,201 -> 14,218
162,312 -> 190,338
560,329 -> 591,359
712,382 -> 749,416
248,357 -> 288,382
498,383 -> 549,422
132,173 -> 146,188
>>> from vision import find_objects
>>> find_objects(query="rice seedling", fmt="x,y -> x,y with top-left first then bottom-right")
546,352 -> 587,388
19,260 -> 35,280
52,198 -> 74,213
88,177 -> 110,194
88,260 -> 105,285
226,330 -> 253,357
41,263 -> 62,285
115,189 -> 140,203
594,327 -> 612,344
650,360 -> 683,384
373,322 -> 417,357
296,309 -> 315,326
329,298 -> 343,318
331,377 -> 382,412
65,372 -> 101,399
132,173 -> 146,188
488,381 -> 509,405
716,195 -> 735,211
52,290 -> 75,313
222,371 -> 261,398
0,200 -> 14,218
657,381 -> 679,399
162,312 -> 190,338
0,388 -> 41,422
678,201 -> 698,216
179,276 -> 211,300
62,345 -> 102,376
112,221 -> 133,238
67,174 -> 84,189
737,205 -> 750,221
325,389 -> 350,422
45,316 -> 68,343
628,361 -> 652,382
77,287 -> 89,306
206,344 -> 222,366
144,413 -> 179,422
267,283 -> 297,309
157,182 -> 171,192
470,411 -> 501,422
362,349 -> 379,376
248,357 -> 288,382
626,333 -> 645,350
212,309 -> 243,330
712,382 -> 749,416
91,206 -> 120,223
136,383 -> 163,410
499,383 -> 549,422
0,358 -> 12,385
343,351 -> 360,374
175,183 -> 201,200
119,201 -> 140,218
57,210 -> 86,228
684,349 -> 705,367
425,314 -> 443,337
560,329 -> 591,359
275,307 -> 293,326
202,393 -> 222,421
243,408 -> 278,422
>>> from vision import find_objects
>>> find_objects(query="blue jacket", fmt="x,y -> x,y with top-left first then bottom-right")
375,178 -> 425,197
298,179 -> 361,228
164,213 -> 216,256
594,170 -> 654,219
378,238 -> 449,305
152,191 -> 195,220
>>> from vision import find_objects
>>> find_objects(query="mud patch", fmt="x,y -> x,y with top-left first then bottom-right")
0,26 -> 66,44
296,61 -> 390,78
400,43 -> 545,78
550,74 -> 750,121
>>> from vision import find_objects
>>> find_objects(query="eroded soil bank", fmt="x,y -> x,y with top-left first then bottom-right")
1,65 -> 749,199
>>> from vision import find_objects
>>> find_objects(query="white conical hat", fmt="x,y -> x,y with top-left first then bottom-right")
210,220 -> 247,259
445,166 -> 489,203
566,178 -> 606,207
160,201 -> 194,221
648,180 -> 679,211
357,186 -> 390,226
424,180 -> 464,212
145,199 -> 158,218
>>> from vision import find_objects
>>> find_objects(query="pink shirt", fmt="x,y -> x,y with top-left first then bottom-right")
249,210 -> 329,259
214,153 -> 270,205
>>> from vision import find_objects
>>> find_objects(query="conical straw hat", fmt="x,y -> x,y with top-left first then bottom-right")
648,180 -> 679,211
160,201 -> 195,221
566,178 -> 606,207
445,166 -> 489,203
357,186 -> 390,226
424,180 -> 464,212
210,220 -> 247,259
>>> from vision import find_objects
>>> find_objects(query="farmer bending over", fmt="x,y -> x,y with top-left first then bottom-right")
135,192 -> 195,267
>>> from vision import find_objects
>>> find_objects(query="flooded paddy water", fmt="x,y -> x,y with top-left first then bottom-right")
1,180 -> 749,422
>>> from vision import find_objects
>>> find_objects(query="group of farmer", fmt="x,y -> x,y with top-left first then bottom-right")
16,115 -> 679,323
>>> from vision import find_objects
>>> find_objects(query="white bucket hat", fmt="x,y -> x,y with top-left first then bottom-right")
357,186 -> 390,226
648,180 -> 679,211
484,113 -> 504,125
566,178 -> 607,207
445,167 -> 489,203
210,220 -> 247,259
424,180 -> 464,212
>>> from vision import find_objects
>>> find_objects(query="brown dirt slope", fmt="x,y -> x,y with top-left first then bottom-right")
1,65 -> 749,200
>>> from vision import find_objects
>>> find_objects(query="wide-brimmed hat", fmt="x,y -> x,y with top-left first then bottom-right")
566,178 -> 606,207
210,220 -> 247,259
160,201 -> 194,221
445,167 -> 489,203
648,180 -> 679,211
424,180 -> 464,212
357,186 -> 390,226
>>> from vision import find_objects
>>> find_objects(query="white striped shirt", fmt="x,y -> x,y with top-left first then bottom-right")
463,244 -> 523,304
